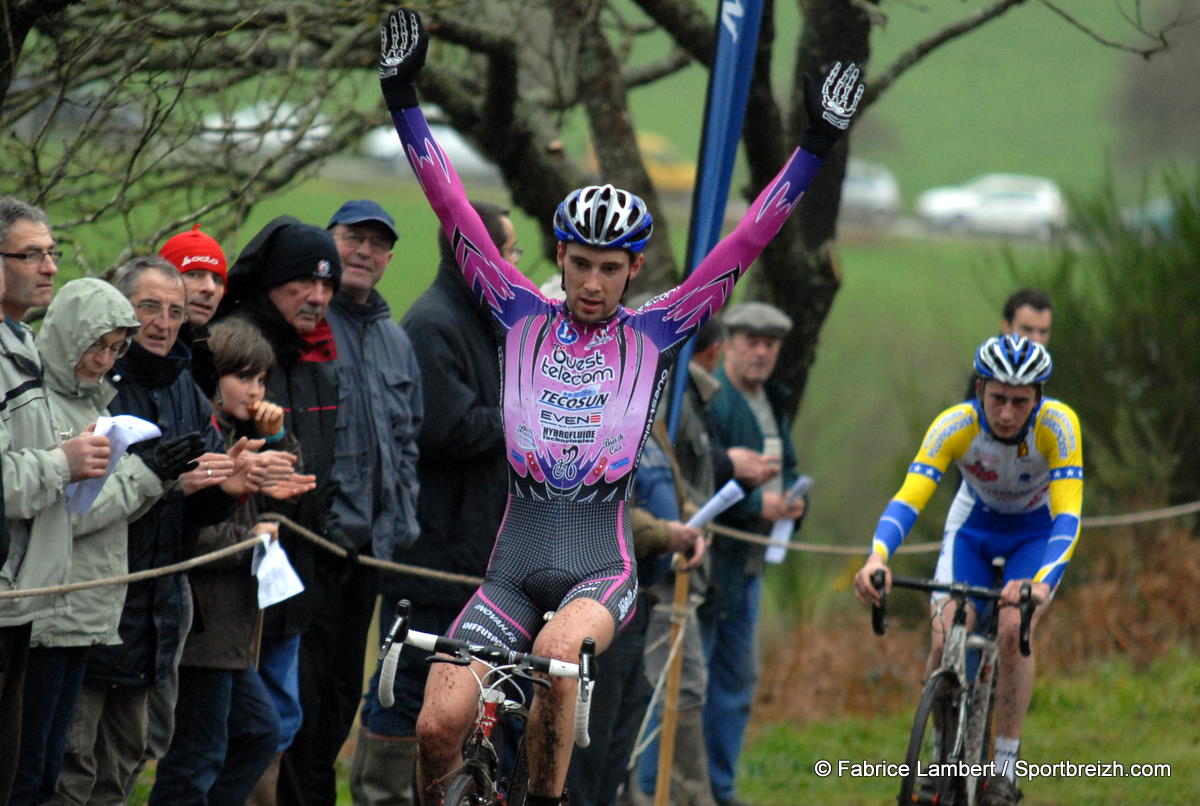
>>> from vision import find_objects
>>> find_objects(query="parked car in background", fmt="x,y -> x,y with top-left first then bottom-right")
361,121 -> 499,180
840,158 -> 901,224
200,101 -> 332,154
1122,196 -> 1175,236
916,173 -> 1067,239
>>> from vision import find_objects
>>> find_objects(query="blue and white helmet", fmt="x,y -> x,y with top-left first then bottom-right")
974,334 -> 1053,386
553,184 -> 654,253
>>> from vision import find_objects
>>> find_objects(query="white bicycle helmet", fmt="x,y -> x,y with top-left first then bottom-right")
974,334 -> 1053,386
553,184 -> 654,253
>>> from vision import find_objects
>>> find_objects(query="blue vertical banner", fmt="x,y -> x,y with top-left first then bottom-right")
667,0 -> 766,440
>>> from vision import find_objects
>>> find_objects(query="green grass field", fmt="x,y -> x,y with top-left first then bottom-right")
738,646 -> 1199,806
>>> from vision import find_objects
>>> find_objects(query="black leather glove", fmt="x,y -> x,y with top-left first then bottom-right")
143,431 -> 206,481
800,61 -> 865,158
379,8 -> 428,110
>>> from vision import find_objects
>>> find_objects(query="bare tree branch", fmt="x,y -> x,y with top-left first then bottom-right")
623,48 -> 693,89
1039,0 -> 1184,59
865,0 -> 1027,108
631,0 -> 715,66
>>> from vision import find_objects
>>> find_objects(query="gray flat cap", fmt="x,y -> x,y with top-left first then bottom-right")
723,301 -> 793,338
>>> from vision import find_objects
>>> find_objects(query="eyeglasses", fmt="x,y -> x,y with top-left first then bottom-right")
334,230 -> 393,254
1,249 -> 63,264
134,299 -> 187,323
83,335 -> 131,359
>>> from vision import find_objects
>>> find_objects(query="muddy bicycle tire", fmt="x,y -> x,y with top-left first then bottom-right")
443,768 -> 493,806
899,671 -> 964,805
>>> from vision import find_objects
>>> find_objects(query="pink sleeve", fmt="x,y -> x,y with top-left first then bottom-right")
634,147 -> 823,350
391,106 -> 547,329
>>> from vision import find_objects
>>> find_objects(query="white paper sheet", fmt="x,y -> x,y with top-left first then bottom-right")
65,415 -> 162,515
765,475 -> 813,564
251,534 -> 305,609
686,479 -> 746,529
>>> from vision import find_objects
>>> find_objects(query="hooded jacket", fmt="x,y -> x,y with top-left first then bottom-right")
31,278 -> 165,648
0,318 -> 70,627
218,215 -> 347,637
85,337 -> 228,687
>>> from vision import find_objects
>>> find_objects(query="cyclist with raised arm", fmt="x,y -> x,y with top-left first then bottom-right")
376,9 -> 863,805
853,335 -> 1083,806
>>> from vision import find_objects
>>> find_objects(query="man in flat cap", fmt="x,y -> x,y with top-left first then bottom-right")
699,301 -> 807,806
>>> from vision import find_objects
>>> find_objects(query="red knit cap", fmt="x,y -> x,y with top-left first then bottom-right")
159,224 -> 227,282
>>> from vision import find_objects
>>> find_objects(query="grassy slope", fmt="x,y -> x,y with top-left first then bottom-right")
739,646 -> 1199,806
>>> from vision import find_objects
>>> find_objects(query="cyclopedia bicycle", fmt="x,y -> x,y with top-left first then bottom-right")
378,600 -> 596,806
871,560 -> 1034,806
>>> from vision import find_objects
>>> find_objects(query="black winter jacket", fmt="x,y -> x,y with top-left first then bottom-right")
392,259 -> 508,612
226,296 -> 343,638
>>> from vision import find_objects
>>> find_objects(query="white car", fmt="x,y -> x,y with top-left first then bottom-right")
360,123 -> 499,180
916,173 -> 1067,239
840,158 -> 901,223
200,101 -> 332,154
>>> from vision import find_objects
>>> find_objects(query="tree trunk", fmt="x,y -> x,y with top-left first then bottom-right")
742,0 -> 873,417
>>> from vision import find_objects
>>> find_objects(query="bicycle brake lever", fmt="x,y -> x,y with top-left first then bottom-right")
378,600 -> 412,662
1018,582 -> 1034,657
870,569 -> 888,636
512,665 -> 552,690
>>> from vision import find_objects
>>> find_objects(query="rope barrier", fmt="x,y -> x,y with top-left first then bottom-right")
0,511 -> 483,601
1079,499 -> 1200,527
3,498 -> 1197,601
0,536 -> 263,600
257,513 -> 485,587
706,522 -> 942,555
704,498 -> 1200,557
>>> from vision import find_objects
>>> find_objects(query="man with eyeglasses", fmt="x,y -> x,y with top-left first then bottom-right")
0,209 -> 60,326
350,199 -> 520,806
273,199 -> 423,806
0,198 -> 112,803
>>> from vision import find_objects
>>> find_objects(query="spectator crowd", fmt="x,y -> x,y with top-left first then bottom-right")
1,194 -> 802,806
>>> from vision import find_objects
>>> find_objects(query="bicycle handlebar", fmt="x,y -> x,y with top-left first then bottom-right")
869,572 -> 1034,656
377,600 -> 597,743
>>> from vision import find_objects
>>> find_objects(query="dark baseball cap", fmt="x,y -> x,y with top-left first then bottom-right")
327,199 -> 398,242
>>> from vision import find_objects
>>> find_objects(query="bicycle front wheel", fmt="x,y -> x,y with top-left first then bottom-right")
899,671 -> 964,806
443,768 -> 493,806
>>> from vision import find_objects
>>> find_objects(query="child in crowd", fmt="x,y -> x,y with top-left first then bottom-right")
148,317 -> 314,805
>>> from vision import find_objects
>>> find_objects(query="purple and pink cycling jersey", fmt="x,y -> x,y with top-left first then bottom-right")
391,105 -> 822,649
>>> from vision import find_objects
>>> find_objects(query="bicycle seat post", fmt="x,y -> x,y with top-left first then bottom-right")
990,556 -> 1007,588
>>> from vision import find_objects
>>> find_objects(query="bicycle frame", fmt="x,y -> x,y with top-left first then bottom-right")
871,567 -> 1033,806
377,600 -> 596,806
927,590 -> 1003,803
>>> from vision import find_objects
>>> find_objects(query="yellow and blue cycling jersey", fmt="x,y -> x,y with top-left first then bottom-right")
872,398 -> 1083,589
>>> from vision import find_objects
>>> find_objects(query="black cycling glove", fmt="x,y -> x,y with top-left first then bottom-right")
379,8 -> 429,111
800,62 -> 865,159
143,431 -> 206,481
